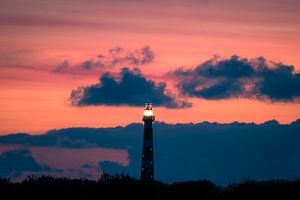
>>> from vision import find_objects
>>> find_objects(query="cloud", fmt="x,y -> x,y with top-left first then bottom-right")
53,46 -> 154,73
0,145 -> 128,181
100,161 -> 129,176
0,149 -> 51,178
70,68 -> 191,108
52,59 -> 70,73
55,135 -> 97,148
1,120 -> 300,184
171,55 -> 300,102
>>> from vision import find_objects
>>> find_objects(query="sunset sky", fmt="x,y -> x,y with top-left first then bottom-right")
1,0 -> 300,134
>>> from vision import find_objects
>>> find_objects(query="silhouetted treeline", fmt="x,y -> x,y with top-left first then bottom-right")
0,174 -> 299,200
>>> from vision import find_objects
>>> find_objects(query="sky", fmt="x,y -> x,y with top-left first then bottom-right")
1,0 -> 300,134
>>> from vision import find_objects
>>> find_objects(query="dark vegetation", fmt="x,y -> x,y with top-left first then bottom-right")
0,174 -> 299,200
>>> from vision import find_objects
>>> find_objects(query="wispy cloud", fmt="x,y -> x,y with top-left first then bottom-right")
53,46 -> 154,73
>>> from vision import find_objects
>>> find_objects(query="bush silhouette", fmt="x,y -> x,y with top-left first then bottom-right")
0,174 -> 299,200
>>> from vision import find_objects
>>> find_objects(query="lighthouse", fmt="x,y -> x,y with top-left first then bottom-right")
141,103 -> 155,181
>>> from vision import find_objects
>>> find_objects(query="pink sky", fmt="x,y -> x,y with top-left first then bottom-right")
0,144 -> 128,179
0,0 -> 300,134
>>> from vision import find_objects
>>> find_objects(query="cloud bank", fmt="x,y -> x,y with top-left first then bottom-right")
0,149 -> 52,178
1,120 -> 300,185
70,68 -> 191,108
171,55 -> 300,102
0,145 -> 128,180
54,46 -> 154,73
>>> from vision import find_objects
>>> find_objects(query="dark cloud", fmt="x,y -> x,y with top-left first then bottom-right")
100,161 -> 129,176
172,55 -> 300,102
81,163 -> 96,169
53,46 -> 154,73
0,149 -> 51,178
55,135 -> 96,148
1,120 -> 300,184
70,68 -> 191,108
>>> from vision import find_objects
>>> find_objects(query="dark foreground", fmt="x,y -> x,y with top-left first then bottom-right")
1,175 -> 300,200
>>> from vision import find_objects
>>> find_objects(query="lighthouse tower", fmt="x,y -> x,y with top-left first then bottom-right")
141,103 -> 155,181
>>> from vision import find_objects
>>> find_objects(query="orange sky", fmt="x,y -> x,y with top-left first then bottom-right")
0,0 -> 300,134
